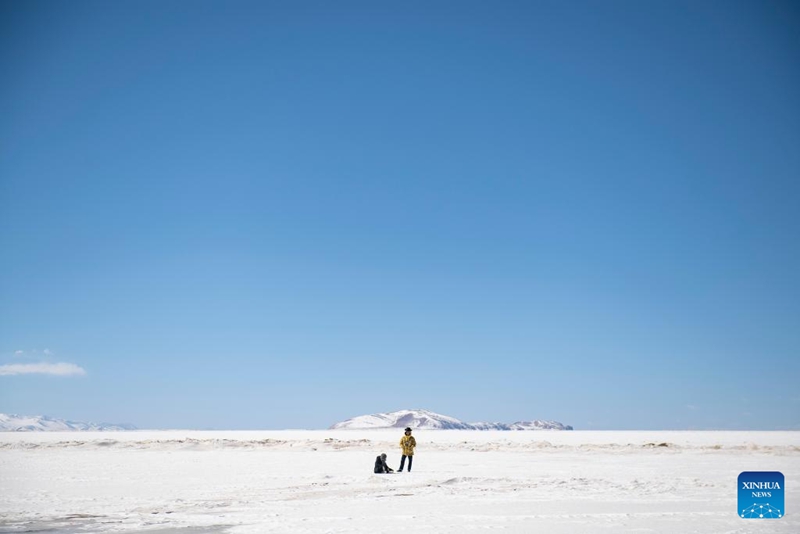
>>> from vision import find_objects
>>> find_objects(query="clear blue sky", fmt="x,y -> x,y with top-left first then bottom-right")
1,0 -> 798,430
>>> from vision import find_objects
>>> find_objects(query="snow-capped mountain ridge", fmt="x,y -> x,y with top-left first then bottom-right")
330,409 -> 573,430
0,413 -> 137,432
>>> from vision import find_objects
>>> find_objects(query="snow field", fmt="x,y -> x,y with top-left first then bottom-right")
1,430 -> 798,533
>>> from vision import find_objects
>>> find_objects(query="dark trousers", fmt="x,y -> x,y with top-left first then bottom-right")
399,455 -> 413,472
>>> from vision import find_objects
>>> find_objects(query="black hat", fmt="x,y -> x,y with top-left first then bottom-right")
404,427 -> 412,432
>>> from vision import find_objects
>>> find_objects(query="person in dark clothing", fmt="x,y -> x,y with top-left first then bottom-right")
374,453 -> 394,474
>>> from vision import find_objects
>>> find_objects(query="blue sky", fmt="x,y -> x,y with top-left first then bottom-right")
1,0 -> 798,430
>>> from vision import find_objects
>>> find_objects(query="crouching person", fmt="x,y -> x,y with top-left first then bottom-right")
374,453 -> 394,474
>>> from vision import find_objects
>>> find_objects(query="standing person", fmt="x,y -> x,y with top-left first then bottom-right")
374,453 -> 394,473
398,427 -> 416,472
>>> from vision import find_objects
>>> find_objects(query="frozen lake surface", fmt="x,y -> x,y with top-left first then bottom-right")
1,430 -> 798,532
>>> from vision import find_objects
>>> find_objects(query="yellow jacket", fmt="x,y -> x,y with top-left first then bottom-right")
400,434 -> 416,456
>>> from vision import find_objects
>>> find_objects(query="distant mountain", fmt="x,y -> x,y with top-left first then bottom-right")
0,413 -> 137,432
330,409 -> 573,430
331,409 -> 473,430
469,420 -> 574,431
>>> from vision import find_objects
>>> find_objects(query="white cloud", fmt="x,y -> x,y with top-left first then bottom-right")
0,362 -> 86,376
43,349 -> 52,356
14,350 -> 24,356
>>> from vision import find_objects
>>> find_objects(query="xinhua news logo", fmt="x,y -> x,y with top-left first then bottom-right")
738,471 -> 784,519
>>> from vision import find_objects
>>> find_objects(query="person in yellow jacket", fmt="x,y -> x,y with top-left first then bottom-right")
398,427 -> 416,472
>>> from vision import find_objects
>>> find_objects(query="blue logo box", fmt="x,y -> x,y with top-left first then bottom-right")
738,471 -> 784,519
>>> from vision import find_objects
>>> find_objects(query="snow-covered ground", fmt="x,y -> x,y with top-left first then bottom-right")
1,430 -> 798,533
